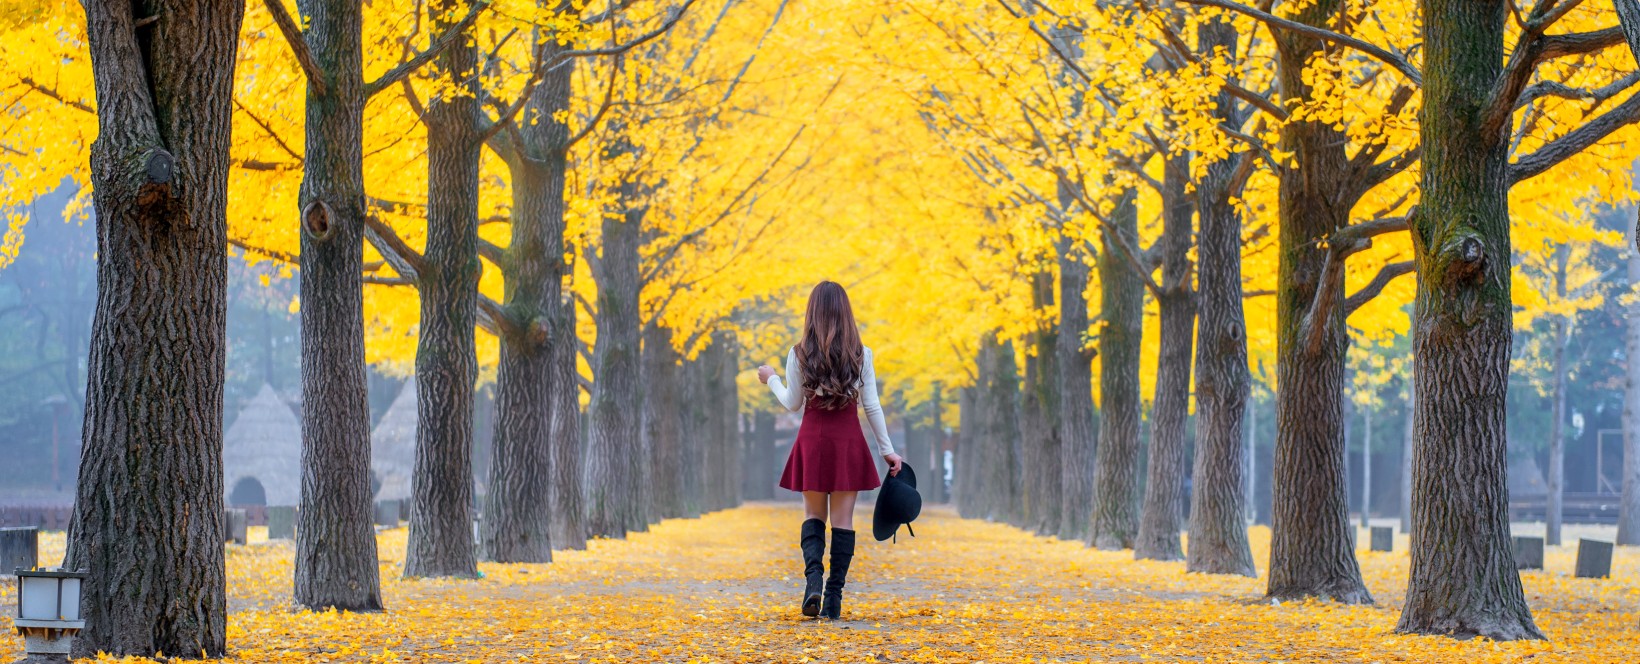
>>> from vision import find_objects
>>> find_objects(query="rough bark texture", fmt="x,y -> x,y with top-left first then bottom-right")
977,337 -> 1023,522
1022,270 -> 1063,535
643,326 -> 686,519
482,33 -> 575,564
548,298 -> 585,550
1397,0 -> 1542,640
930,383 -> 947,504
405,0 -> 480,579
1620,225 -> 1640,545
65,0 -> 242,655
1360,407 -> 1373,528
1057,238 -> 1097,541
585,173 -> 648,538
1266,0 -> 1369,604
677,350 -> 708,518
1186,25 -> 1257,574
294,0 -> 383,611
1136,157 -> 1196,562
1091,191 -> 1143,550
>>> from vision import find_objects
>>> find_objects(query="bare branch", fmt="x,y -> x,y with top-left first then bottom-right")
229,238 -> 298,265
478,238 -> 507,265
565,55 -> 622,148
363,275 -> 416,287
17,75 -> 93,113
361,215 -> 427,281
1178,0 -> 1422,86
261,0 -> 329,95
366,0 -> 491,99
1510,88 -> 1640,184
1344,261 -> 1416,315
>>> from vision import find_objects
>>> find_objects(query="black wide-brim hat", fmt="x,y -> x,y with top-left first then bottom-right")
873,462 -> 922,542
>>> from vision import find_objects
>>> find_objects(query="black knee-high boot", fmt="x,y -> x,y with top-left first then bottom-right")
821,527 -> 855,619
800,518 -> 826,616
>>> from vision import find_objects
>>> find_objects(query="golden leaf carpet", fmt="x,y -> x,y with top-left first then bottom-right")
3,503 -> 1637,663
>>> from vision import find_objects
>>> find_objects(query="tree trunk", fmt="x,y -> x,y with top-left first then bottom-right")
979,337 -> 1023,522
1030,283 -> 1064,536
405,0 -> 480,579
1091,190 -> 1143,550
1361,406 -> 1373,529
678,350 -> 708,518
1136,157 -> 1196,562
753,411 -> 777,500
957,383 -> 981,517
65,0 -> 242,654
1057,238 -> 1097,541
1397,0 -> 1541,640
713,332 -> 742,511
294,0 -> 382,611
548,298 -> 585,550
1266,0 -> 1369,604
644,325 -> 686,518
930,382 -> 947,504
1620,224 -> 1640,545
1186,33 -> 1256,573
1547,247 -> 1570,546
482,34 -> 575,563
585,174 -> 647,538
1401,382 -> 1414,533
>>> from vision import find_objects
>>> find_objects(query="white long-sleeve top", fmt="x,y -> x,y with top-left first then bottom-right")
768,346 -> 895,456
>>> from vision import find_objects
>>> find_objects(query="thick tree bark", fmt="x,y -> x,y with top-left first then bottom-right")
1546,247 -> 1570,546
65,0 -> 242,655
677,349 -> 708,518
585,173 -> 648,538
1621,224 -> 1640,545
979,336 -> 1023,522
548,298 -> 585,550
1057,238 -> 1097,541
294,0 -> 383,611
482,34 -> 575,563
405,0 -> 480,579
1266,0 -> 1369,604
1397,0 -> 1541,640
1187,26 -> 1256,573
1136,157 -> 1196,562
1360,406 -> 1373,528
643,325 -> 686,519
1024,271 -> 1063,535
1091,190 -> 1143,550
720,333 -> 742,509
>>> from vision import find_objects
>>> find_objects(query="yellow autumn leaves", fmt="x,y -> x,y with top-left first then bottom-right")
5,504 -> 1634,662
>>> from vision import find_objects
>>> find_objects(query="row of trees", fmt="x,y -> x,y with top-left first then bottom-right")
0,0 -> 832,657
921,0 -> 1640,642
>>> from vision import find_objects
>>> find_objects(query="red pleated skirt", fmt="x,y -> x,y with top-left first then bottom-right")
779,401 -> 882,493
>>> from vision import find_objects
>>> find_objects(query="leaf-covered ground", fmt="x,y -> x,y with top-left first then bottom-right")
5,504 -> 1637,662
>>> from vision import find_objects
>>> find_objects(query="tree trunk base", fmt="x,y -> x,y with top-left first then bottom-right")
1267,582 -> 1372,605
1394,614 -> 1544,642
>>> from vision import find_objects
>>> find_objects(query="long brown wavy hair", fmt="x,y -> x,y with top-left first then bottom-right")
796,281 -> 864,410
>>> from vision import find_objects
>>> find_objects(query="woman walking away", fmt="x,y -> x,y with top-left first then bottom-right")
758,281 -> 903,620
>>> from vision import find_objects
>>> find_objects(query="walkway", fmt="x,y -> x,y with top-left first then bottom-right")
9,503 -> 1638,662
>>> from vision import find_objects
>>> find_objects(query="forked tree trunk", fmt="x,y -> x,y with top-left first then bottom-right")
1091,190 -> 1143,550
294,0 -> 382,611
1187,20 -> 1256,574
1397,0 -> 1541,640
65,1 -> 242,655
405,0 -> 480,579
585,173 -> 647,538
1136,157 -> 1196,562
1057,237 -> 1097,541
1266,0 -> 1369,603
548,298 -> 585,550
1620,224 -> 1640,545
482,34 -> 575,563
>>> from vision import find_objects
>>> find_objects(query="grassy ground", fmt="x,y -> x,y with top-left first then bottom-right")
3,503 -> 1636,662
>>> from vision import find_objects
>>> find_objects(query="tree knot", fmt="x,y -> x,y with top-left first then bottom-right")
1443,235 -> 1486,285
303,200 -> 335,241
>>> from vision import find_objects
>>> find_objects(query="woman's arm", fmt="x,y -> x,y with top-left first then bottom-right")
765,347 -> 804,412
860,348 -> 896,456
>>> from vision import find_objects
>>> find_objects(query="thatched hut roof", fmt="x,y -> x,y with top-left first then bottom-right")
370,378 -> 417,502
223,383 -> 302,506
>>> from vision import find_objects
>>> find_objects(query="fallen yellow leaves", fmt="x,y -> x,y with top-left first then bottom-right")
2,505 -> 1635,662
